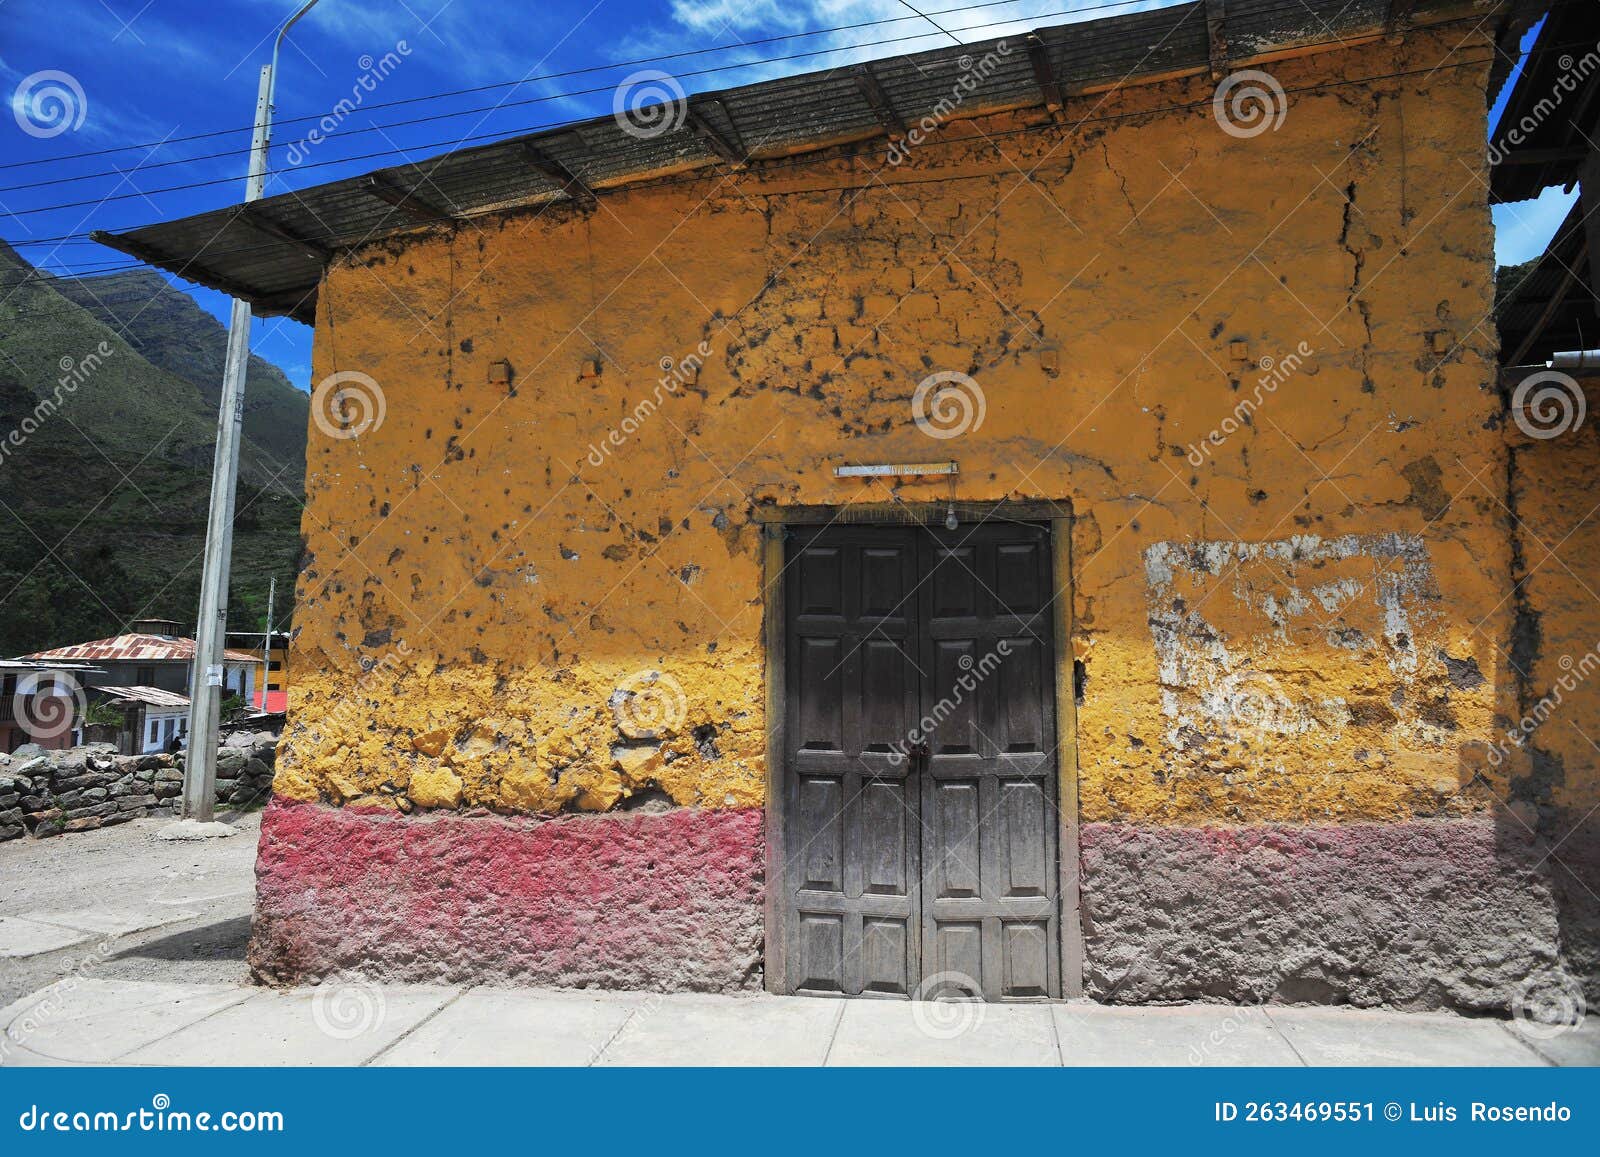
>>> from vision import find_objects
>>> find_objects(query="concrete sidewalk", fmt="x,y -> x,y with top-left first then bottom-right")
2,978 -> 1596,1066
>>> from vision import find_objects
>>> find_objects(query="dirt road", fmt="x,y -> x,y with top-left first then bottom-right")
0,813 -> 260,1006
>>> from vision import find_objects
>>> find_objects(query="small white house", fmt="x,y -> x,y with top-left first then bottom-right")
95,685 -> 191,754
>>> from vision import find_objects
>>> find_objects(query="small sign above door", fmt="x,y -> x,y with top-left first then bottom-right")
833,461 -> 958,478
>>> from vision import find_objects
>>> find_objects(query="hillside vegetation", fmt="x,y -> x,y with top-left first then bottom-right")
0,242 -> 308,656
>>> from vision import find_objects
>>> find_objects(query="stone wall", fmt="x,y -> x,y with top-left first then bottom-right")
0,732 -> 278,840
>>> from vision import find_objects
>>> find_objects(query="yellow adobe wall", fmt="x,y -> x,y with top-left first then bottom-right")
276,30 -> 1531,826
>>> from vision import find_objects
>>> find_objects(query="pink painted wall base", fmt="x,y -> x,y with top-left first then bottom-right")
249,796 -> 766,991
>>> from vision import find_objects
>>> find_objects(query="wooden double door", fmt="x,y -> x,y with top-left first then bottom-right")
780,521 -> 1061,1001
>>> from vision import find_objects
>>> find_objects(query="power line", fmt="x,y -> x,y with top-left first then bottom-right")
0,49 -> 1509,272
0,0 -> 1161,174
3,0 -> 1565,191
1,7 -> 1577,238
0,8 -> 1531,225
0,3 -> 1101,196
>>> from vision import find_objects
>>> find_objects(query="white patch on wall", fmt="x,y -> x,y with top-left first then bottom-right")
1143,532 -> 1447,757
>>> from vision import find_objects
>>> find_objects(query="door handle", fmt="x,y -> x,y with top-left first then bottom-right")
910,739 -> 930,770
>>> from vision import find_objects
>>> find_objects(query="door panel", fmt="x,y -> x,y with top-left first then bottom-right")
918,522 -> 1058,1002
784,527 -> 921,997
782,520 -> 1058,1001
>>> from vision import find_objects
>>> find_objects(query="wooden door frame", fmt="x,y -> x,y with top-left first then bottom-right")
758,500 -> 1085,998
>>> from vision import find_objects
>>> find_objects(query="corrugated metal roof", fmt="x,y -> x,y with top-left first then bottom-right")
0,659 -> 102,670
96,0 -> 1514,325
1489,0 -> 1600,205
99,685 -> 192,709
27,633 -> 262,664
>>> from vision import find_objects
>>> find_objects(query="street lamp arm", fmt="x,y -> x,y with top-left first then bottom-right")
268,0 -> 326,109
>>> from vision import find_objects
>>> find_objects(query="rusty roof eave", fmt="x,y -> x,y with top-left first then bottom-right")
94,0 -> 1516,326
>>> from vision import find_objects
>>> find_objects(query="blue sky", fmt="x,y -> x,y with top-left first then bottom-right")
0,0 -> 1573,390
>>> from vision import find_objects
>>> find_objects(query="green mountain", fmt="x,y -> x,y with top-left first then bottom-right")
0,241 -> 307,657
51,267 -> 309,470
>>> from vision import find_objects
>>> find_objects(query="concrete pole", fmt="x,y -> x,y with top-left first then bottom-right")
260,574 -> 275,709
181,0 -> 324,823
182,64 -> 273,822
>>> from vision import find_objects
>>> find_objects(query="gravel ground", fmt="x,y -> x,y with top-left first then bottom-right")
0,811 -> 261,1006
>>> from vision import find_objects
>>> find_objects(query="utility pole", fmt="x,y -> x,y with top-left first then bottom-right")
182,0 -> 325,824
260,574 -> 276,709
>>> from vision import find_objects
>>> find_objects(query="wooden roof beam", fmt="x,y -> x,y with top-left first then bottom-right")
852,63 -> 906,137
235,205 -> 330,261
1385,0 -> 1418,45
1025,32 -> 1064,122
1497,147 -> 1590,166
1205,0 -> 1228,81
685,99 -> 747,167
520,142 -> 596,208
1583,151 -> 1600,320
1507,238 -> 1588,367
363,171 -> 454,222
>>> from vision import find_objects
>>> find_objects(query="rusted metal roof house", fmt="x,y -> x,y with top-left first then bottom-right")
25,620 -> 263,708
26,633 -> 260,665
